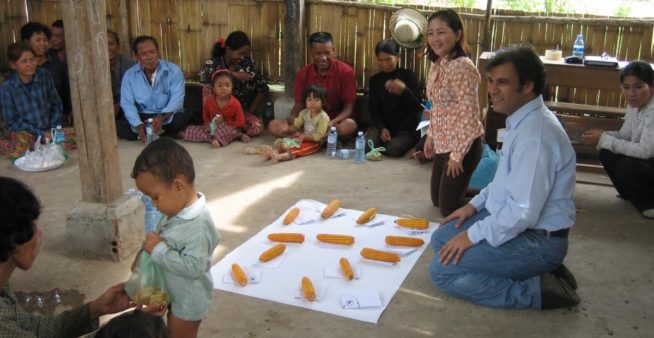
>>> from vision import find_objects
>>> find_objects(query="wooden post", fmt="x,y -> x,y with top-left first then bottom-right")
61,0 -> 122,204
483,0 -> 493,52
118,0 -> 130,54
284,0 -> 305,97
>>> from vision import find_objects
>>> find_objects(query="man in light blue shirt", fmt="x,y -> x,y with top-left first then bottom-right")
430,46 -> 580,309
118,36 -> 189,142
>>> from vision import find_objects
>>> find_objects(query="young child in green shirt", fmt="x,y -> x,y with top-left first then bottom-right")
133,137 -> 220,338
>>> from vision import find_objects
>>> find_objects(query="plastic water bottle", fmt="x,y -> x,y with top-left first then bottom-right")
54,125 -> 65,144
573,34 -> 584,58
145,118 -> 155,143
355,131 -> 365,163
326,126 -> 337,157
140,195 -> 161,233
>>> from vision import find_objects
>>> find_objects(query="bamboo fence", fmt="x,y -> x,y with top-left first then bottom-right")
1,0 -> 653,107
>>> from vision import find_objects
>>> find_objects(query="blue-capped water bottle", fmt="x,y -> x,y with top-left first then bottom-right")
572,34 -> 584,58
140,195 -> 161,233
326,126 -> 337,157
355,131 -> 365,163
54,125 -> 65,144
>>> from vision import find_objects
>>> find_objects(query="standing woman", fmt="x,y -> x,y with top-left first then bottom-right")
581,60 -> 654,218
198,31 -> 269,137
366,38 -> 421,157
424,9 -> 484,217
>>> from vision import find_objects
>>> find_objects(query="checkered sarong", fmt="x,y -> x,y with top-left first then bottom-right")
182,124 -> 239,146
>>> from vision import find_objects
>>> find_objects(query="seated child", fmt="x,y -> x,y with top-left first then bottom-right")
132,137 -> 221,338
95,310 -> 168,338
261,85 -> 330,163
0,42 -> 75,159
181,70 -> 249,148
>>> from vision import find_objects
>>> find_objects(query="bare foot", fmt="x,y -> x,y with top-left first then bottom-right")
269,151 -> 279,163
261,145 -> 274,161
211,139 -> 221,148
240,134 -> 251,143
412,150 -> 429,164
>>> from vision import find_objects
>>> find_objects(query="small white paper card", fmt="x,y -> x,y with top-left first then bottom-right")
383,246 -> 418,257
253,252 -> 287,269
416,120 -> 430,138
318,242 -> 354,250
323,264 -> 360,280
223,269 -> 262,285
396,226 -> 430,236
340,290 -> 383,309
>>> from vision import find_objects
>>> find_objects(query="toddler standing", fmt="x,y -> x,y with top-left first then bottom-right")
133,137 -> 220,338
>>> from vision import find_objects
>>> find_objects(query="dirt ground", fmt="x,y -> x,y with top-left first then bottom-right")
1,135 -> 652,338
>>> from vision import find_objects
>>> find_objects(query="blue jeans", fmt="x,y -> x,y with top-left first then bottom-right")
429,209 -> 568,309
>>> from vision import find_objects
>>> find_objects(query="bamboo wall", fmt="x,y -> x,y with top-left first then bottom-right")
2,0 -> 653,108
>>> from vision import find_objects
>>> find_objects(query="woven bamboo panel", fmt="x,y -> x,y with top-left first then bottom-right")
1,0 -> 652,108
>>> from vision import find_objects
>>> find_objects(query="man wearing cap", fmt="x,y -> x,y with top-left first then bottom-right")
268,32 -> 357,139
429,46 -> 580,310
118,35 -> 189,143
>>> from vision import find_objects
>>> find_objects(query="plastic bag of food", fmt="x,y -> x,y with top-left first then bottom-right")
125,252 -> 170,307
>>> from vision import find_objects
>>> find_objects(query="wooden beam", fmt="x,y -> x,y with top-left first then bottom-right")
483,0 -> 493,52
284,0 -> 305,97
62,0 -> 123,203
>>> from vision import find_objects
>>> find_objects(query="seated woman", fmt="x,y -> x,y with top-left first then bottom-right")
0,42 -> 75,159
366,38 -> 421,157
198,31 -> 269,137
582,60 -> 654,219
0,176 -> 165,336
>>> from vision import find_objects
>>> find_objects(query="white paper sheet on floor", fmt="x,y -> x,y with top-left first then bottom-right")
210,199 -> 438,324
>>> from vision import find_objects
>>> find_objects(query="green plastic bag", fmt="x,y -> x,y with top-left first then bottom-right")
273,137 -> 301,151
125,252 -> 170,307
365,139 -> 386,161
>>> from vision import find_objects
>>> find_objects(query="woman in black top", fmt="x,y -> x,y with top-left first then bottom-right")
366,38 -> 421,157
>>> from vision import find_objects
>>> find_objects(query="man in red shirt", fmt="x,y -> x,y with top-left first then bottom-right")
269,32 -> 357,138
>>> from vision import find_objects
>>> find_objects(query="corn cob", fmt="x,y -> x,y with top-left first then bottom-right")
283,207 -> 300,225
267,233 -> 305,243
339,257 -> 354,280
321,199 -> 342,219
360,247 -> 401,263
230,263 -> 248,286
301,276 -> 316,301
259,243 -> 286,262
394,218 -> 429,229
316,234 -> 355,245
356,208 -> 377,224
385,236 -> 425,247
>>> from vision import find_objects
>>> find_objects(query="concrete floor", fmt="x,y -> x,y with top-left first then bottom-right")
1,135 -> 652,338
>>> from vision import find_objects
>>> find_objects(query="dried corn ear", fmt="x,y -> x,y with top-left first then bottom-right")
283,207 -> 300,225
321,199 -> 342,218
356,208 -> 377,224
385,236 -> 424,247
301,276 -> 316,301
231,263 -> 248,286
259,243 -> 286,262
316,234 -> 355,245
267,233 -> 305,243
360,247 -> 401,263
394,218 -> 429,229
339,257 -> 354,280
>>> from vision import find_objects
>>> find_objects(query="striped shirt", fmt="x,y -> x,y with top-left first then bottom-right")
426,56 -> 484,162
0,68 -> 63,136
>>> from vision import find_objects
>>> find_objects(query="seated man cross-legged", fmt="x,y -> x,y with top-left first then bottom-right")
117,35 -> 189,143
268,32 -> 357,142
430,46 -> 580,310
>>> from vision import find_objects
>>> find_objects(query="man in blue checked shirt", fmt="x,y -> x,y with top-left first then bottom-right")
429,46 -> 580,310
1,42 -> 62,139
118,36 -> 189,143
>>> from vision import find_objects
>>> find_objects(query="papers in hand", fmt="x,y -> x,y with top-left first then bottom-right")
416,120 -> 430,138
